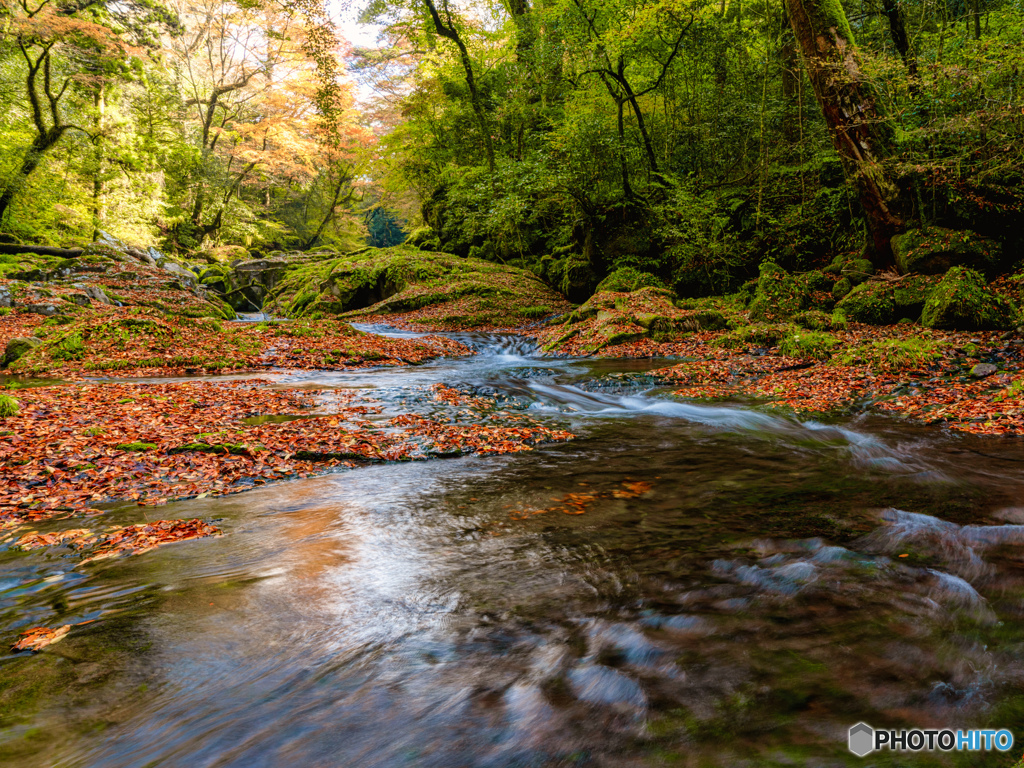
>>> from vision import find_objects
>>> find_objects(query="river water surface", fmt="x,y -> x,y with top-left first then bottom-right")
3,328 -> 1024,767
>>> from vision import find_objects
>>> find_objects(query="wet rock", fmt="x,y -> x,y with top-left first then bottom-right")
2,336 -> 42,367
585,621 -> 665,668
926,570 -> 996,623
503,682 -> 555,733
639,614 -> 712,635
566,663 -> 646,711
711,558 -> 818,595
970,363 -> 998,378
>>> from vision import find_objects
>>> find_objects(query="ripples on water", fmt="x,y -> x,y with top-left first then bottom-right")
3,331 -> 1024,766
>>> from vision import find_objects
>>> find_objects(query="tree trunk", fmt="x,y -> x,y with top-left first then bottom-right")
783,0 -> 904,266
0,129 -> 66,223
92,84 -> 106,240
422,0 -> 497,178
881,0 -> 919,90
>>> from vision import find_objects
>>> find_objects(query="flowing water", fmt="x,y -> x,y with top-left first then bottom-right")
4,328 -> 1024,767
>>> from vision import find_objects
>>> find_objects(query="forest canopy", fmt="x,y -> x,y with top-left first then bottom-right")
0,0 -> 1021,295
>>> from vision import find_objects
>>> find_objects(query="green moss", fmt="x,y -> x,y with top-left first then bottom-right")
0,395 -> 19,417
778,330 -> 839,361
834,276 -> 937,325
716,323 -> 795,349
595,267 -> 666,294
791,310 -> 835,331
267,246 -> 566,328
115,442 -> 158,452
921,266 -> 1018,330
748,263 -> 809,322
892,227 -> 1002,275
838,336 -> 942,373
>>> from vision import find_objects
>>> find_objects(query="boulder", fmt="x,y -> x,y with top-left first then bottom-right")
0,287 -> 10,308
67,293 -> 91,307
2,336 -> 42,367
21,303 -> 60,317
160,260 -> 198,289
892,227 -> 1001,275
84,285 -> 112,305
921,267 -> 1018,330
835,275 -> 938,325
971,363 -> 998,378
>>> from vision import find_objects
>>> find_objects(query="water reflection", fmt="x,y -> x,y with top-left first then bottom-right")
2,329 -> 1024,767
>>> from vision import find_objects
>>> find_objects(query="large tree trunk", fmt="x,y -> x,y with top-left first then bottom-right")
784,0 -> 904,266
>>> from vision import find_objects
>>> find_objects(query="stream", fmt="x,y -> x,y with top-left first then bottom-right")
3,327 -> 1024,766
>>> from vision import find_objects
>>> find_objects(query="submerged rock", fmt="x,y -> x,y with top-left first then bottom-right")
566,663 -> 647,711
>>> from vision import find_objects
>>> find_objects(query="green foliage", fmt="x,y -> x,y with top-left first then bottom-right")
596,268 -> 665,293
0,395 -> 20,417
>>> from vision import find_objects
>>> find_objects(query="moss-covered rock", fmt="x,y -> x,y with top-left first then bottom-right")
595,268 -> 666,294
792,310 -> 836,331
2,336 -> 42,367
749,263 -> 805,321
778,330 -> 839,361
541,288 -> 734,352
921,267 -> 1018,330
0,394 -> 19,417
834,275 -> 938,325
892,227 -> 1001,275
716,323 -> 795,349
266,246 -> 568,328
832,277 -> 852,299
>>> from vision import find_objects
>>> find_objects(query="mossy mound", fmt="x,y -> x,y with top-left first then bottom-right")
0,394 -> 19,417
778,330 -> 840,361
921,267 -> 1018,330
266,246 -> 568,328
834,275 -> 939,325
748,264 -> 834,322
716,322 -> 796,350
892,227 -> 1001,275
542,287 -> 729,352
595,267 -> 665,294
8,310 -> 259,376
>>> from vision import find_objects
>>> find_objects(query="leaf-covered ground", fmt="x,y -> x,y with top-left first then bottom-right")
0,380 -> 574,528
1,309 -> 471,379
534,288 -> 1024,435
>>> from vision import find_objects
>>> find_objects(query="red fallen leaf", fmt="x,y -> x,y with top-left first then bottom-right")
12,625 -> 71,652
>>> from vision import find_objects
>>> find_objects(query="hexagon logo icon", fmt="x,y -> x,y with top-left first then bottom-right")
849,723 -> 874,757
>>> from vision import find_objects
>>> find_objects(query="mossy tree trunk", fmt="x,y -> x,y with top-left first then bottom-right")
783,0 -> 904,267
